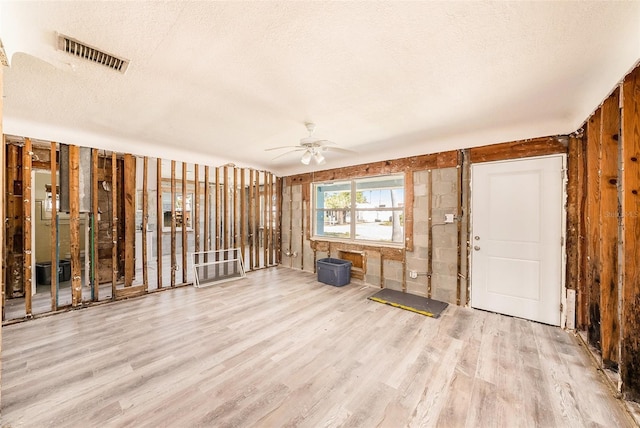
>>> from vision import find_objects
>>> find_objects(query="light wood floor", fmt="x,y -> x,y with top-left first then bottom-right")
1,267 -> 633,427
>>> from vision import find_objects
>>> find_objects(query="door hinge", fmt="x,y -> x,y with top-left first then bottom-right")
561,236 -> 564,246
560,302 -> 564,312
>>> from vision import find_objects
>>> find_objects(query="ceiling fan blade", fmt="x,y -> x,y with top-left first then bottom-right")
265,145 -> 300,151
271,148 -> 305,161
323,146 -> 355,154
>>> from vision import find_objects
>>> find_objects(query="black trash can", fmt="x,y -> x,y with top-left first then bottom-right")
35,260 -> 72,285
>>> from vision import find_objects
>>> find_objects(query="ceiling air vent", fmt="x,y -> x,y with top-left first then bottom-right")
57,33 -> 129,74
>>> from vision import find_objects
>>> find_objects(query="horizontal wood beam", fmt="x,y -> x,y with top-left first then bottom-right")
469,136 -> 568,163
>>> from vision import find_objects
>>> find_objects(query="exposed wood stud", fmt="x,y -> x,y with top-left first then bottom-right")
276,177 -> 282,265
404,170 -> 414,252
254,171 -> 260,268
111,152 -> 118,297
142,157 -> 149,292
91,148 -> 99,301
171,160 -> 177,287
240,168 -> 246,264
566,136 -> 581,321
299,182 -> 304,271
249,169 -> 255,270
380,254 -> 384,288
223,165 -> 229,250
215,167 -> 220,252
427,169 -> 433,298
69,145 -> 81,307
577,136 -> 588,329
599,88 -> 620,368
234,167 -> 240,251
123,154 -> 136,287
263,171 -> 268,268
182,162 -> 188,284
204,166 -> 210,253
456,152 -> 463,306
23,138 -> 33,316
156,158 -> 163,289
621,65 -> 640,401
194,164 -> 200,254
51,143 -> 58,310
586,110 -> 602,349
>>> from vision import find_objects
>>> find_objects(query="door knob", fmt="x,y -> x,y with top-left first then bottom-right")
474,246 -> 481,251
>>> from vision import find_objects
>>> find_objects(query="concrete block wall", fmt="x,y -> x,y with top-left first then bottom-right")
280,165 -> 467,306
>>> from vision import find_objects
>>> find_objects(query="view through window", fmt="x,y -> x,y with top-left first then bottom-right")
313,175 -> 404,244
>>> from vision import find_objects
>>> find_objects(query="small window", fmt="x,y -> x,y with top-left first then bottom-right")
313,175 -> 404,244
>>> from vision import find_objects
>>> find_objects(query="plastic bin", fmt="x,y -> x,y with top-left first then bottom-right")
317,258 -> 352,286
35,260 -> 71,285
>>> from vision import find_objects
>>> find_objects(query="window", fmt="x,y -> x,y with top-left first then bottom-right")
162,193 -> 192,230
313,175 -> 404,244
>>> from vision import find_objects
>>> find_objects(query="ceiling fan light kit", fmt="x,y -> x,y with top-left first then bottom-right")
266,122 -> 349,166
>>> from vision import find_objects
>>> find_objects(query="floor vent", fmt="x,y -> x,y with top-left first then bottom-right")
57,33 -> 129,74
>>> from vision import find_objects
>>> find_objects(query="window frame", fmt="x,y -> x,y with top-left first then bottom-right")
312,174 -> 405,246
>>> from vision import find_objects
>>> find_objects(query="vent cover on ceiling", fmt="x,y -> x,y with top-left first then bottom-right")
57,33 -> 129,74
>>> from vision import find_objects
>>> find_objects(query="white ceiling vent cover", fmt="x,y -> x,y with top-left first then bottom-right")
57,33 -> 130,74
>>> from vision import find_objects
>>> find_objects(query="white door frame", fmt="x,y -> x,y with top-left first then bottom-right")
469,154 -> 568,328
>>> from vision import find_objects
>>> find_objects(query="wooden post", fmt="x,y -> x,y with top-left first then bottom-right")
123,154 -> 136,287
621,65 -> 640,401
234,167 -> 239,250
194,164 -> 200,253
599,88 -> 620,368
156,158 -> 163,289
111,152 -> 118,297
215,167 -> 220,252
586,110 -> 602,349
91,149 -> 99,301
276,176 -> 282,265
69,145 -> 81,307
427,169 -> 433,298
566,135 -> 581,302
142,157 -> 149,292
182,162 -> 188,284
223,165 -> 229,250
577,137 -> 588,329
171,160 -> 176,287
23,138 -> 33,316
263,172 -> 268,268
267,172 -> 272,266
204,166 -> 210,252
255,171 -> 261,268
249,169 -> 255,270
51,143 -> 59,310
240,169 -> 246,265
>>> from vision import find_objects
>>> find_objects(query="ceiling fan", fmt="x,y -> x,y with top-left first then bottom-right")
267,123 -> 352,165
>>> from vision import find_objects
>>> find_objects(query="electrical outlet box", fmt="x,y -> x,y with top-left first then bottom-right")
444,214 -> 455,223
409,270 -> 418,279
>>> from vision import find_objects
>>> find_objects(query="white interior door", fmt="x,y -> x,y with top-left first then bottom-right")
470,155 -> 564,326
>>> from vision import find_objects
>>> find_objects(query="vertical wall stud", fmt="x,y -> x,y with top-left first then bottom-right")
194,164 -> 201,253
171,160 -> 176,287
69,145 -> 81,307
204,166 -> 210,253
142,157 -> 149,292
123,154 -> 136,287
23,138 -> 33,315
586,110 -> 602,348
51,143 -> 59,310
156,158 -> 163,289
111,152 -> 118,297
621,66 -> 640,400
240,169 -> 246,265
91,148 -> 99,301
599,88 -> 621,367
182,162 -> 188,284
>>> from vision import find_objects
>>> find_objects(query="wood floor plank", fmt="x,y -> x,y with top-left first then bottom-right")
1,267 -> 634,427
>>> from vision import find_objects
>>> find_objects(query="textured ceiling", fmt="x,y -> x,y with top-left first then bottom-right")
1,1 -> 639,176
